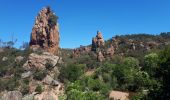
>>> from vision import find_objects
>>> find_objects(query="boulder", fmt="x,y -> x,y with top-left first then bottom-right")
43,75 -> 60,86
109,91 -> 129,100
34,91 -> 58,100
21,71 -> 32,78
51,80 -> 60,86
43,75 -> 53,85
106,45 -> 115,56
2,57 -> 8,61
15,56 -> 24,63
23,52 -> 60,70
22,94 -> 34,100
1,91 -> 22,100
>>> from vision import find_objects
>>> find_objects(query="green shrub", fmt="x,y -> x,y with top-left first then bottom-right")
33,70 -> 47,81
45,62 -> 54,70
35,85 -> 43,93
59,64 -> 85,82
21,84 -> 29,95
48,13 -> 58,28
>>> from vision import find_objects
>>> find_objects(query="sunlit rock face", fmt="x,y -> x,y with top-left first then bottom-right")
30,7 -> 60,54
91,31 -> 105,52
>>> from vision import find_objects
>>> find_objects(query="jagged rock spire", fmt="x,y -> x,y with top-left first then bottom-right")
91,31 -> 105,51
29,7 -> 60,54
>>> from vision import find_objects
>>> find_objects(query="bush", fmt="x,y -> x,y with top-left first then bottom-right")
48,13 -> 58,28
45,62 -> 54,70
35,85 -> 43,93
21,84 -> 29,95
124,57 -> 139,68
33,70 -> 47,81
59,64 -> 85,82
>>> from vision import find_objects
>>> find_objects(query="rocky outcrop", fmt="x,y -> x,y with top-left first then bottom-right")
15,56 -> 24,63
73,46 -> 90,57
1,91 -> 22,100
21,71 -> 32,79
34,91 -> 58,100
43,75 -> 60,86
29,7 -> 60,54
23,52 -> 60,70
106,45 -> 115,56
91,31 -> 105,51
109,91 -> 129,100
97,51 -> 105,62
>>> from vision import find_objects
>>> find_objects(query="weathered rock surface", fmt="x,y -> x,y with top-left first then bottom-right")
1,91 -> 22,100
22,94 -> 34,100
106,45 -> 115,56
91,31 -> 105,51
109,91 -> 129,100
21,71 -> 32,78
97,51 -> 105,62
2,57 -> 8,61
29,7 -> 60,54
15,56 -> 24,63
23,52 -> 60,70
43,75 -> 60,86
73,46 -> 90,58
34,91 -> 58,100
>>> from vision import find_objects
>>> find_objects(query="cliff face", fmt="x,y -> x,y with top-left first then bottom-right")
30,7 -> 60,54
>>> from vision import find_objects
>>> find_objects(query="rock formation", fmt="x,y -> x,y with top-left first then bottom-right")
1,91 -> 22,100
91,31 -> 105,51
23,52 -> 61,71
97,51 -> 105,62
106,45 -> 115,56
73,46 -> 90,58
29,7 -> 60,54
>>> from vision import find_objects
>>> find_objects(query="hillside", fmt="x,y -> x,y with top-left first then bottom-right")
1,7 -> 170,100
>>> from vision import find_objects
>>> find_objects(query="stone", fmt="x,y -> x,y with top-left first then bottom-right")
29,7 -> 60,54
21,71 -> 32,78
34,91 -> 58,100
106,45 -> 115,56
43,75 -> 60,86
43,75 -> 53,85
51,80 -> 60,86
1,91 -> 22,100
22,94 -> 34,100
23,52 -> 60,70
2,57 -> 8,61
15,56 -> 24,63
109,91 -> 129,100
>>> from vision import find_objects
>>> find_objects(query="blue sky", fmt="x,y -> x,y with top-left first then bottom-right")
0,0 -> 170,48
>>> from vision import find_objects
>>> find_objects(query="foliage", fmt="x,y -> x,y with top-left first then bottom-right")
143,53 -> 159,76
48,13 -> 58,28
33,69 -> 47,81
66,81 -> 106,100
21,84 -> 29,95
35,85 -> 43,93
59,64 -> 85,82
45,62 -> 54,70
147,46 -> 170,99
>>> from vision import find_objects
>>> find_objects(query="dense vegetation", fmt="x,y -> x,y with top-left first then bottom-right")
0,33 -> 170,99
